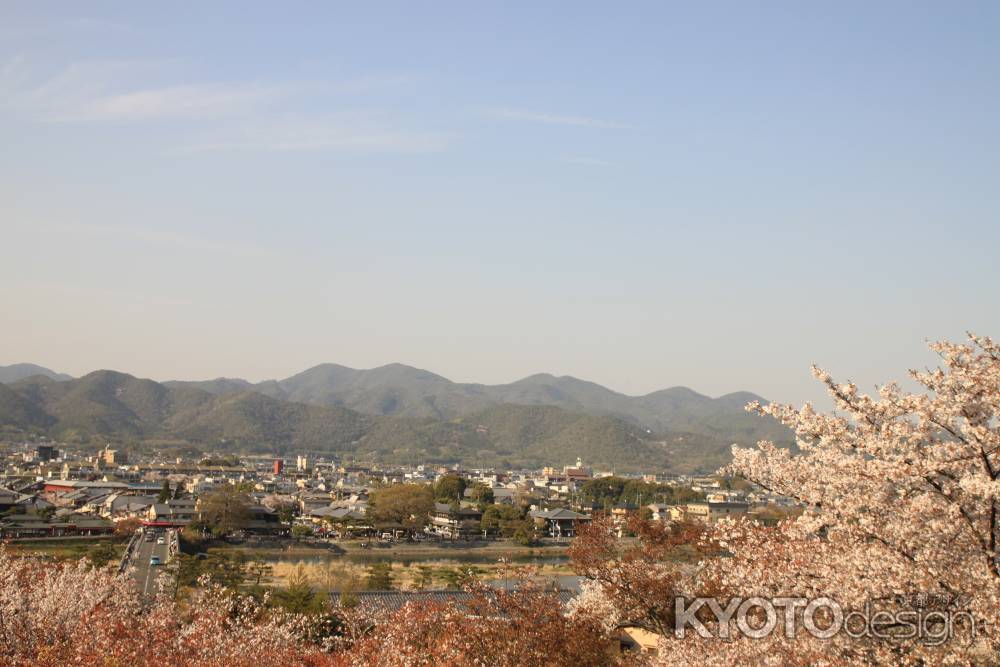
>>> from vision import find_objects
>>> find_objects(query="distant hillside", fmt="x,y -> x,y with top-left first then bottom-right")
350,404 -> 682,470
0,370 -> 748,473
171,363 -> 788,446
0,382 -> 55,430
9,371 -> 215,439
167,390 -> 371,453
5,371 -> 370,453
165,377 -> 255,395
446,404 -> 690,470
0,363 -> 72,384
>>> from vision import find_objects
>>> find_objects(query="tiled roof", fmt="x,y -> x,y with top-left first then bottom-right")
46,481 -> 130,489
529,508 -> 590,520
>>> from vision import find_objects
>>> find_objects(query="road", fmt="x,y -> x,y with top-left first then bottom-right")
131,531 -> 172,597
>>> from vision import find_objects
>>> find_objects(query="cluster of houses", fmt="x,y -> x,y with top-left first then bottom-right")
0,442 -> 806,661
1,443 -> 796,541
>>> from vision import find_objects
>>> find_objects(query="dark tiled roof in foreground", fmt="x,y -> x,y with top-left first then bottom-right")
331,589 -> 576,616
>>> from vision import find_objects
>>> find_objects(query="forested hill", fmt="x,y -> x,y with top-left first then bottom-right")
0,369 -> 782,473
165,362 -> 789,445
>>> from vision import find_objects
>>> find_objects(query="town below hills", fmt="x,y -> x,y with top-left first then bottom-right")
0,362 -> 790,474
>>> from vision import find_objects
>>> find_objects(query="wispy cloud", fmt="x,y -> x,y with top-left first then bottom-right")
52,82 -> 290,122
174,114 -> 454,154
489,108 -> 633,129
0,58 -> 452,155
0,58 -> 292,122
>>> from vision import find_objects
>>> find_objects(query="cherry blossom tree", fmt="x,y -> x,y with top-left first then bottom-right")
566,515 -> 711,638
334,582 -> 616,666
0,548 -> 335,666
0,546 -> 612,666
661,334 -> 1000,664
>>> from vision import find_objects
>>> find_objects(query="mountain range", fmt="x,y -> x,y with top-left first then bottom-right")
164,363 -> 786,442
0,363 -> 72,384
0,363 -> 789,473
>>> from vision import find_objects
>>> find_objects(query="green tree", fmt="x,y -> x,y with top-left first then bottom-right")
85,541 -> 118,568
368,484 -> 434,531
157,480 -> 171,504
433,474 -> 467,502
480,504 -> 524,535
177,551 -> 247,589
197,485 -> 251,536
437,567 -> 463,589
620,480 -> 660,506
364,562 -> 395,590
513,524 -> 534,546
273,564 -> 326,614
467,483 -> 494,507
579,477 -> 627,506
181,521 -> 207,542
291,524 -> 313,541
246,559 -> 273,585
276,503 -> 297,525
413,565 -> 435,590
664,485 -> 704,504
436,566 -> 481,589
339,590 -> 359,609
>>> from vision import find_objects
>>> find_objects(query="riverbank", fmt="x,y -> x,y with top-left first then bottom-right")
3,536 -> 126,561
203,538 -> 575,588
213,538 -> 572,561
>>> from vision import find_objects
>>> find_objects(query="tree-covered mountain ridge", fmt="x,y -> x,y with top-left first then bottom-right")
163,362 -> 788,442
0,364 -> 790,472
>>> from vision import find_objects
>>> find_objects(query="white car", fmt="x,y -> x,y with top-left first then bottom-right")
156,537 -> 166,545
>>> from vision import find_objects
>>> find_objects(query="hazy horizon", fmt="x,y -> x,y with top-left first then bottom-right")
2,358 -> 780,400
0,339 -> 981,407
2,2 -> 998,407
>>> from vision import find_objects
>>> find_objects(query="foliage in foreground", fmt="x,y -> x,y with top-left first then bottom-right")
571,334 -> 1000,665
4,334 -> 1000,665
0,549 -> 322,667
0,547 -> 613,667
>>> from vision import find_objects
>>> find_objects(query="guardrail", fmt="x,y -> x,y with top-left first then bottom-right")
117,528 -> 142,576
167,529 -> 179,562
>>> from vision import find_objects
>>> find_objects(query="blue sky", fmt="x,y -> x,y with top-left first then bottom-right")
1,2 -> 998,406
